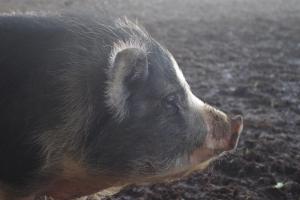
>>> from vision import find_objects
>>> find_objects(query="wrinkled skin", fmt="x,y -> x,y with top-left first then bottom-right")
0,14 -> 243,200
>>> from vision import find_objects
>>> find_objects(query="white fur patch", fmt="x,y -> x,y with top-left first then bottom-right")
106,19 -> 150,121
188,91 -> 206,110
169,53 -> 207,111
108,18 -> 150,68
169,54 -> 189,89
108,39 -> 148,71
106,39 -> 148,121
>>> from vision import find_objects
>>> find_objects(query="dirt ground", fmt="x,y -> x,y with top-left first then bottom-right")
1,0 -> 300,199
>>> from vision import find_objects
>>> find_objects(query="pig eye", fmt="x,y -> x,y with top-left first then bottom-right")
163,94 -> 179,114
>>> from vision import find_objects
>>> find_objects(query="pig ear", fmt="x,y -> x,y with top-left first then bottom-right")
106,47 -> 148,120
111,48 -> 149,83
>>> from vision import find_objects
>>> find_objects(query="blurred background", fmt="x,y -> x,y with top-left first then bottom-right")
1,0 -> 300,199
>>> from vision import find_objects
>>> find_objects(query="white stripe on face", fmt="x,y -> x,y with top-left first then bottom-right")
169,53 -> 206,110
169,55 -> 189,89
188,91 -> 206,110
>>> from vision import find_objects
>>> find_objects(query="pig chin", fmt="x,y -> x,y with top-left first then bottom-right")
189,105 -> 243,167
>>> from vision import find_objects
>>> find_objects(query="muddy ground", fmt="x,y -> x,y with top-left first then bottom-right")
1,0 -> 300,199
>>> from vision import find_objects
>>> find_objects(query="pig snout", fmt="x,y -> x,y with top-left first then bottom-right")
202,105 -> 243,152
190,103 -> 243,165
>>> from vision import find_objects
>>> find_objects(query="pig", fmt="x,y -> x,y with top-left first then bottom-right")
0,13 -> 243,200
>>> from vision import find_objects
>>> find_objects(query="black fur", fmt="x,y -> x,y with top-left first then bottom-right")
0,13 -> 207,196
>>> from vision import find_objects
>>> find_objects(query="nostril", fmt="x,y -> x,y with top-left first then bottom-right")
231,115 -> 243,134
